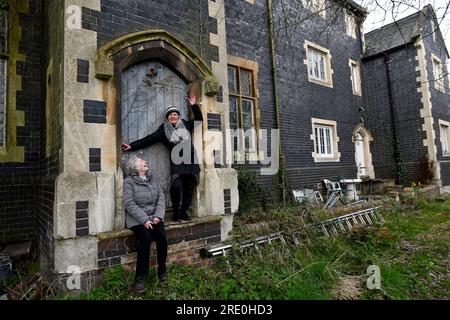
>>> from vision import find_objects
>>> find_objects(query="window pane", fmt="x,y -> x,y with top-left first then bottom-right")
229,96 -> 239,130
308,51 -> 314,77
314,57 -> 320,79
241,99 -> 254,130
309,49 -> 327,81
0,11 -> 6,54
351,64 -> 357,93
319,128 -> 325,154
325,128 -> 332,154
240,69 -> 253,97
442,125 -> 449,153
315,125 -> 334,156
228,66 -> 237,94
319,56 -> 325,80
315,127 -> 319,153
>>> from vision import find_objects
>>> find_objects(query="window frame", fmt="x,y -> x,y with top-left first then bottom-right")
302,0 -> 326,18
344,10 -> 357,39
439,119 -> 450,157
314,124 -> 334,158
349,59 -> 362,96
304,40 -> 334,88
227,56 -> 260,162
310,118 -> 341,162
430,19 -> 436,42
431,53 -> 445,93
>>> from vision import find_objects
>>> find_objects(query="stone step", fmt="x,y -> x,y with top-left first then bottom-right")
4,241 -> 32,261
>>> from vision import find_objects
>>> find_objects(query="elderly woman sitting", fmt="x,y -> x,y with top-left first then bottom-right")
124,155 -> 168,294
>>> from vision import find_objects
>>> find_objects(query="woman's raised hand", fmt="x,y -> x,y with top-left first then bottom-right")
188,93 -> 196,106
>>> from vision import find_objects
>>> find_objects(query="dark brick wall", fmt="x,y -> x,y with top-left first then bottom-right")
440,162 -> 450,186
363,45 -> 428,183
225,0 -> 364,191
363,18 -> 450,186
0,0 -> 61,272
81,0 -> 219,67
422,20 -> 450,186
0,0 -> 44,245
0,177 -> 36,243
35,174 -> 56,269
34,0 -> 64,270
97,219 -> 221,269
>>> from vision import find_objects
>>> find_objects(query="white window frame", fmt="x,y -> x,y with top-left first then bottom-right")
439,119 -> 450,157
304,40 -> 333,88
315,124 -> 333,158
431,53 -> 445,93
311,118 -> 341,162
349,59 -> 362,96
302,0 -> 326,18
345,11 -> 356,38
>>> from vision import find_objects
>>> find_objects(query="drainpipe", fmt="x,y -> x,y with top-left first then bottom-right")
267,0 -> 287,206
383,54 -> 402,184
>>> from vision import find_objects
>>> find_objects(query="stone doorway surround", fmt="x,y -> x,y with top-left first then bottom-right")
53,17 -> 238,273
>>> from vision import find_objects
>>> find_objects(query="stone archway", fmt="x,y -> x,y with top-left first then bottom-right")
94,30 -> 213,230
352,124 -> 375,179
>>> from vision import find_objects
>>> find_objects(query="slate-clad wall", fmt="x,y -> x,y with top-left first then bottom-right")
0,0 -> 44,245
363,45 -> 429,183
81,0 -> 219,67
363,18 -> 450,186
423,19 -> 450,186
225,0 -> 365,191
361,56 -> 396,179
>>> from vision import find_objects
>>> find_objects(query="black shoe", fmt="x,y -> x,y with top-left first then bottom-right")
134,277 -> 145,294
173,210 -> 182,222
180,211 -> 192,221
158,270 -> 168,283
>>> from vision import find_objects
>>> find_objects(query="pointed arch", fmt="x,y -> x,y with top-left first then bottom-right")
95,30 -> 212,82
352,124 -> 375,179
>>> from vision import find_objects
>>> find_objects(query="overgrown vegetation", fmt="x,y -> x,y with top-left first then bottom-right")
59,195 -> 449,300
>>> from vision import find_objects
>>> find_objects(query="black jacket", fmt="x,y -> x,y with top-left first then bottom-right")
129,104 -> 203,175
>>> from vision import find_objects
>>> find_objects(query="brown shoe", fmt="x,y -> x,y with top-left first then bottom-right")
134,277 -> 145,294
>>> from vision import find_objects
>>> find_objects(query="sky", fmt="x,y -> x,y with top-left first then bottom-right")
356,0 -> 450,56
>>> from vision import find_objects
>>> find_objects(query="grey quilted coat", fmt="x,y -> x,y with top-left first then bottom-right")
123,171 -> 165,228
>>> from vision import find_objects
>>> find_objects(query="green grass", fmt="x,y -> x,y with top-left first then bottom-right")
63,195 -> 450,300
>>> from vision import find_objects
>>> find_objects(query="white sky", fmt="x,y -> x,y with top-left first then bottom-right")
356,0 -> 450,57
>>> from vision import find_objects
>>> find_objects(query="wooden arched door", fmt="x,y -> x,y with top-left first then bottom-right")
121,61 -> 188,207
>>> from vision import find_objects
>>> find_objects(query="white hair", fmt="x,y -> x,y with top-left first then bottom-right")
125,154 -> 141,176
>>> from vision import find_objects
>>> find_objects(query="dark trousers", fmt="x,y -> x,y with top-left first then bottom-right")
130,223 -> 167,279
170,174 -> 198,213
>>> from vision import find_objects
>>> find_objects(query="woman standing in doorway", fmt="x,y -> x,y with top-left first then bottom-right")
122,94 -> 202,222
